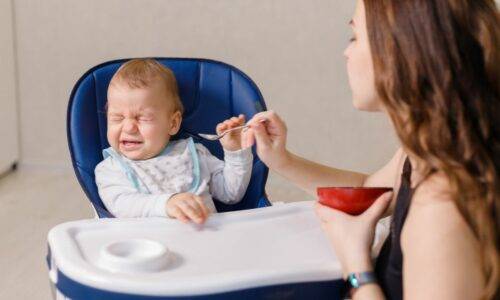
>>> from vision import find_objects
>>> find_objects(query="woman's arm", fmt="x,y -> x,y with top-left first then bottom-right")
351,284 -> 386,299
315,194 -> 393,300
272,151 -> 367,195
246,111 -> 404,196
275,148 -> 404,196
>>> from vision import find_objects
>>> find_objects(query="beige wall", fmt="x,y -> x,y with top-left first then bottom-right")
0,0 -> 19,174
13,0 -> 398,201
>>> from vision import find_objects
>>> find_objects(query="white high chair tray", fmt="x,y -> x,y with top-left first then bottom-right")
48,201 -> 343,296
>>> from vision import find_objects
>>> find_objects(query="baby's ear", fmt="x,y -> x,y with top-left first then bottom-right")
169,110 -> 182,135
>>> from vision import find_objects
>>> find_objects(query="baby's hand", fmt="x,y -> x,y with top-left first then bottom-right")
166,193 -> 209,224
217,114 -> 247,151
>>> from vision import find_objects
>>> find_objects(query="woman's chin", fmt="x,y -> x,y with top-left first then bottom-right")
352,98 -> 382,112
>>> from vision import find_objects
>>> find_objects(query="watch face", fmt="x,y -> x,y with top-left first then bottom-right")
348,274 -> 360,288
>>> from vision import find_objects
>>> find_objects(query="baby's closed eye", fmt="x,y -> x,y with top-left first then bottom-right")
138,116 -> 154,122
108,114 -> 124,122
137,112 -> 156,122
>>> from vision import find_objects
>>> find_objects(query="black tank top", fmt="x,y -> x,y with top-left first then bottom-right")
375,157 -> 413,300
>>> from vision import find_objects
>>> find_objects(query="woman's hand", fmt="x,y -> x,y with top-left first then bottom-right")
245,111 -> 290,170
315,192 -> 392,276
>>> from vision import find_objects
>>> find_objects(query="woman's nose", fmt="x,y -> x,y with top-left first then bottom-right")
343,43 -> 353,59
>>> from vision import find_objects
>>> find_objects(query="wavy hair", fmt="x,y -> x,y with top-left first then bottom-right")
364,0 -> 499,298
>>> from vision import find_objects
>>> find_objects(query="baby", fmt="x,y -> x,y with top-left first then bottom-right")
95,58 -> 253,224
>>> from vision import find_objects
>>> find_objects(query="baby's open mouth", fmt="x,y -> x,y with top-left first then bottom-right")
120,140 -> 143,150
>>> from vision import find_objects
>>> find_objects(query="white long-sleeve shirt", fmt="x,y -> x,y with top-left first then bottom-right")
94,138 -> 253,218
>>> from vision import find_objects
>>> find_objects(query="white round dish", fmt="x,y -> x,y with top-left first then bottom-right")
98,238 -> 170,274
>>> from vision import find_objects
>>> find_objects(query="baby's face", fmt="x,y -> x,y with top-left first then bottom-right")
106,79 -> 181,160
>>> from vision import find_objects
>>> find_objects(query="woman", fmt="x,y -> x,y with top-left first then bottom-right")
244,0 -> 499,299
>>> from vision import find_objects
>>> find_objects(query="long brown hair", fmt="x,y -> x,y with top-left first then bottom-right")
364,0 -> 499,298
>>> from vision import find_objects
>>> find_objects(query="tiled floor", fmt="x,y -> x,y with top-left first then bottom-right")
0,168 -> 312,300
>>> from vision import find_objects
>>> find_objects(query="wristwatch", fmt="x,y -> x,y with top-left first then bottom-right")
345,271 -> 377,293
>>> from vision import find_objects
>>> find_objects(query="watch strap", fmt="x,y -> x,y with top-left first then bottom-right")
346,271 -> 377,289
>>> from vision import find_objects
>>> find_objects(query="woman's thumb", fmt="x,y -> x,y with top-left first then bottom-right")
364,191 -> 392,221
252,122 -> 272,148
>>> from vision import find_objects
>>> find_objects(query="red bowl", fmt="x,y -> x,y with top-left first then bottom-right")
317,187 -> 393,215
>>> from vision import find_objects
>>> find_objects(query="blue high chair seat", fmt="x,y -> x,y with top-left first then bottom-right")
67,58 -> 271,218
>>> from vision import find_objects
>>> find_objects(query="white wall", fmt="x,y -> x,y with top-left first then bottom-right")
0,0 -> 19,174
13,0 -> 398,201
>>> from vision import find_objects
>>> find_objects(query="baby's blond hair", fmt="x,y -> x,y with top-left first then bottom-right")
110,58 -> 184,113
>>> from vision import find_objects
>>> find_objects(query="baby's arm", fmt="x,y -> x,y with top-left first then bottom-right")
198,144 -> 253,204
95,159 -> 174,218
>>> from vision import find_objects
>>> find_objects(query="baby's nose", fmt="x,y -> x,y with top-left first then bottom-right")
123,119 -> 138,133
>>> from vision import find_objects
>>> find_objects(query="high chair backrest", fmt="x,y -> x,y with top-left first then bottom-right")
67,58 -> 271,218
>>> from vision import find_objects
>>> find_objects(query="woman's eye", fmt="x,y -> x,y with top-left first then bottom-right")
349,37 -> 357,43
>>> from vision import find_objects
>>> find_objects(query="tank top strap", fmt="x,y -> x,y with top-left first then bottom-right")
375,155 -> 414,300
401,156 -> 412,181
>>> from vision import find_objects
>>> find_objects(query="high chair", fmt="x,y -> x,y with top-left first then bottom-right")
67,58 -> 271,218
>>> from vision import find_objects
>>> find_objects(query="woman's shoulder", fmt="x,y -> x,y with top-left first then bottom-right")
405,172 -> 475,238
401,172 -> 484,298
